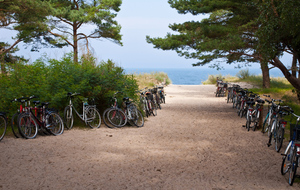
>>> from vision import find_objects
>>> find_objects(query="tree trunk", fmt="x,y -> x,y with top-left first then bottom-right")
292,54 -> 297,77
261,62 -> 270,88
73,24 -> 78,64
272,57 -> 300,101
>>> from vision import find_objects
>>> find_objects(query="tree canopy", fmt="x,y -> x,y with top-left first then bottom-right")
47,0 -> 123,63
147,0 -> 260,69
146,0 -> 300,91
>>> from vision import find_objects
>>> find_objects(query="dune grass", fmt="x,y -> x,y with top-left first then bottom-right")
130,72 -> 171,89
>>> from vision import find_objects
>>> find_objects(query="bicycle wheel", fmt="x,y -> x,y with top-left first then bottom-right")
253,110 -> 259,131
18,113 -> 38,139
246,116 -> 251,131
267,120 -> 275,147
143,102 -> 149,118
63,106 -> 74,129
151,101 -> 157,116
227,92 -> 230,103
0,115 -> 7,141
134,110 -> 144,127
261,114 -> 269,133
275,127 -> 284,152
288,148 -> 298,186
46,112 -> 64,135
103,108 -> 116,128
281,143 -> 292,175
11,113 -> 22,138
86,107 -> 101,128
106,108 -> 127,128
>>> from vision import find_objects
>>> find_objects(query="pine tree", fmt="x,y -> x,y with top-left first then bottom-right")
146,0 -> 271,88
48,0 -> 123,63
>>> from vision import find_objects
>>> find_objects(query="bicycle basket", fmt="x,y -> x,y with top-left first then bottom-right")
290,124 -> 300,142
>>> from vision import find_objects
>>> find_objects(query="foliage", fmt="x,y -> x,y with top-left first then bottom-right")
236,69 -> 251,79
132,72 -> 171,89
202,74 -> 224,85
47,0 -> 123,63
0,54 -> 139,117
256,0 -> 300,95
147,0 -> 260,69
0,0 -> 67,74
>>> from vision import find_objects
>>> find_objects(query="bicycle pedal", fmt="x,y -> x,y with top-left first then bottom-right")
267,143 -> 271,147
242,125 -> 245,127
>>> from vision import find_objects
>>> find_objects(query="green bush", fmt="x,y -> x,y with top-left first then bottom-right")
202,74 -> 223,85
0,54 -> 139,117
236,69 -> 250,79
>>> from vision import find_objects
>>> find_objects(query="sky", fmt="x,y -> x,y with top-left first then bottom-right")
3,1 -> 207,69
2,1 -> 292,70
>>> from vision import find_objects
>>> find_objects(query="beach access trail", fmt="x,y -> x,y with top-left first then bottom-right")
0,84 -> 299,189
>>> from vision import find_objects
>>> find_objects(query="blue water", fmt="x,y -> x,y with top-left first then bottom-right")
125,67 -> 284,85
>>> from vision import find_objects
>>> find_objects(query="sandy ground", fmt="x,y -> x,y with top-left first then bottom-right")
0,84 -> 299,190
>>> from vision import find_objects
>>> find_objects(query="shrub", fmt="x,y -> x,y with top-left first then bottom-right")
236,69 -> 250,79
202,74 -> 223,85
0,54 -> 139,116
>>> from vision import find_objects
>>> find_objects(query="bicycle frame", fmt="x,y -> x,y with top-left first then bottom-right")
67,98 -> 91,125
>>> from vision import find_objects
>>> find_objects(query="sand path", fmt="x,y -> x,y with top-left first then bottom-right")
0,84 -> 299,189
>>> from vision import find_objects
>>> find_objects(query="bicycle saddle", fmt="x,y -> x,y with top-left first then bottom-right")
123,97 -> 130,102
246,101 -> 255,105
33,101 -> 40,105
256,99 -> 265,104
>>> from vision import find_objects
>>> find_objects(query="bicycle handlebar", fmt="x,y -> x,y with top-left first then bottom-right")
67,92 -> 81,97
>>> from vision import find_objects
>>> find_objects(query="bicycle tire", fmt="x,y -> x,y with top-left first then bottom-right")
0,115 -> 7,141
46,112 -> 64,135
275,127 -> 284,152
102,108 -> 116,128
281,143 -> 292,175
246,117 -> 251,131
86,107 -> 101,129
227,93 -> 230,103
134,110 -> 144,127
18,113 -> 38,139
267,120 -> 275,147
144,102 -> 149,118
106,108 -> 127,128
288,148 -> 298,186
151,101 -> 157,116
11,113 -> 22,138
261,113 -> 269,133
63,106 -> 74,129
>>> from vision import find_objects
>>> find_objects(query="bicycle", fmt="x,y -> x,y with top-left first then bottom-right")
267,104 -> 291,152
145,90 -> 157,116
215,78 -> 227,97
11,96 -> 34,138
0,112 -> 7,142
281,112 -> 300,186
251,97 -> 265,131
261,95 -> 275,133
152,87 -> 161,110
244,98 -> 256,131
237,89 -> 250,118
18,99 -> 64,139
64,92 -> 101,129
158,86 -> 165,104
139,88 -> 150,117
122,97 -> 144,127
102,92 -> 127,128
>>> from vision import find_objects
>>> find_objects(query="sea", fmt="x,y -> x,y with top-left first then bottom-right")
125,67 -> 284,85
